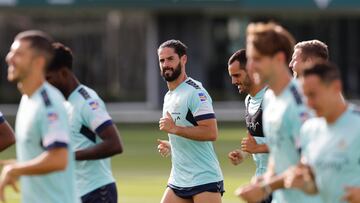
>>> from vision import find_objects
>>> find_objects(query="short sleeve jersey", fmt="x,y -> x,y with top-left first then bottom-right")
67,84 -> 115,196
15,82 -> 78,203
163,77 -> 223,187
301,105 -> 360,203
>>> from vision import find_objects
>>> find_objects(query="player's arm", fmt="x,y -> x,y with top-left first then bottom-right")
284,162 -> 318,194
241,133 -> 269,154
0,147 -> 68,202
76,122 -> 123,160
3,147 -> 68,176
236,161 -> 285,202
0,117 -> 15,151
159,112 -> 218,141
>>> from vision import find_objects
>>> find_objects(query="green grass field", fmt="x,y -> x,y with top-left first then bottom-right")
0,123 -> 255,203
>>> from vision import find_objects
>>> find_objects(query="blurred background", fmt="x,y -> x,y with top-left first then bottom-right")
0,0 -> 360,122
0,1 -> 360,202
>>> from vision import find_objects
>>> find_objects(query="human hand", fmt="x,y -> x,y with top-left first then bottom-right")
235,183 -> 268,203
284,163 -> 316,194
159,112 -> 177,134
228,149 -> 249,165
0,163 -> 19,203
157,139 -> 171,157
342,186 -> 360,203
241,133 -> 259,153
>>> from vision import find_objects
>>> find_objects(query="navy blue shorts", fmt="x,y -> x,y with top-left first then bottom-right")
168,181 -> 225,199
81,182 -> 117,203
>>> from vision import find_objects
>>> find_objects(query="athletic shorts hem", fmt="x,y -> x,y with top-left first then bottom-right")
167,180 -> 225,199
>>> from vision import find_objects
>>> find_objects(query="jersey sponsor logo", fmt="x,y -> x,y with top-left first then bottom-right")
47,112 -> 58,123
315,156 -> 350,171
89,101 -> 99,110
198,93 -> 207,102
246,120 -> 260,131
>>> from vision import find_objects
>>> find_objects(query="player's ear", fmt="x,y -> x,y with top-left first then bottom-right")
332,79 -> 342,93
59,67 -> 69,79
181,54 -> 187,65
274,51 -> 286,65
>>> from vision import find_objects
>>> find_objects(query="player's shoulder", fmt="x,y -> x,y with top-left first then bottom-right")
245,94 -> 251,107
184,77 -> 202,90
76,85 -> 100,100
348,104 -> 360,120
302,117 -> 326,130
75,85 -> 106,112
40,82 -> 66,108
262,88 -> 275,107
286,79 -> 305,106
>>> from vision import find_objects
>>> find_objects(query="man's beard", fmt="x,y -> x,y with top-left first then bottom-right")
161,63 -> 182,82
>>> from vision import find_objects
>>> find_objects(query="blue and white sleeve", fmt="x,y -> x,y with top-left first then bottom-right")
189,90 -> 216,122
82,98 -> 113,134
40,107 -> 70,150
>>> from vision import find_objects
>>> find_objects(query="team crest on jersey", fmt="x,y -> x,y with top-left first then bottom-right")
198,93 -> 207,102
89,101 -> 99,110
300,112 -> 310,123
47,112 -> 58,123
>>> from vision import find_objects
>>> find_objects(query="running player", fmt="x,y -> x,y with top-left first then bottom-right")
0,30 -> 78,203
227,49 -> 272,203
46,42 -> 123,203
284,62 -> 360,203
157,39 -> 224,203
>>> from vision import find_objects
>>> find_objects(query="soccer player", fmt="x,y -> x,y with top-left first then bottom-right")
236,22 -> 320,203
227,49 -> 271,203
0,112 -> 15,151
157,39 -> 224,203
46,42 -> 123,203
0,30 -> 78,203
289,40 -> 328,78
284,62 -> 360,203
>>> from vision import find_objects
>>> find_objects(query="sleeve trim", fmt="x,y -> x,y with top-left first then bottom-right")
95,120 -> 113,134
0,116 -> 5,124
194,113 -> 216,122
45,142 -> 68,150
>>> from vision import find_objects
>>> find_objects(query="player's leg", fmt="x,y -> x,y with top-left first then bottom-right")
161,187 -> 193,203
193,192 -> 222,203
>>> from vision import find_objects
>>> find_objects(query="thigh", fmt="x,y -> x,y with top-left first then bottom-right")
81,183 -> 117,203
161,187 -> 193,203
193,191 -> 222,203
